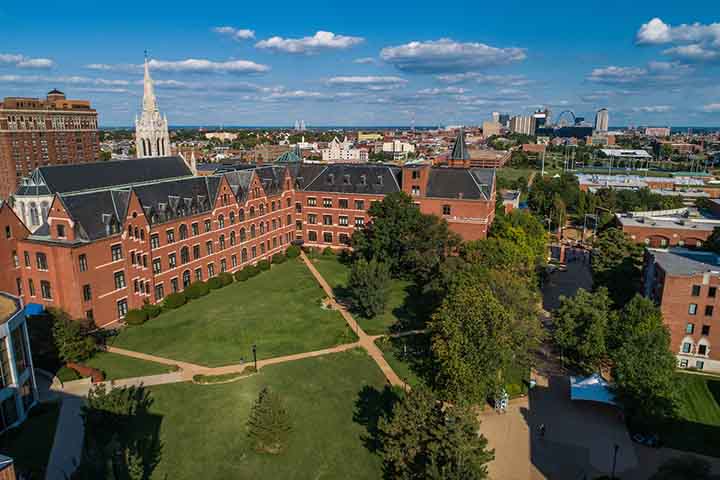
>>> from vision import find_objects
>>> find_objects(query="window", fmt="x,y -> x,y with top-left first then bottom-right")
240,228 -> 247,241
11,251 -> 18,268
250,206 -> 256,218
28,279 -> 36,297
287,198 -> 291,208
134,279 -> 140,293
78,254 -> 88,272
114,271 -> 126,289
339,216 -> 349,226
411,186 -> 420,196
169,253 -> 177,268
323,215 -> 333,226
682,342 -> 692,353
183,270 -> 191,287
442,204 -> 451,215
204,219 -> 212,232
171,278 -> 179,292
686,323 -> 695,334
308,214 -> 317,225
208,263 -> 216,277
153,258 -> 162,274
130,251 -> 137,265
355,200 -> 365,210
251,225 -> 256,238
260,243 -> 265,254
0,340 -> 11,388
230,211 -> 236,224
36,252 -> 48,270
689,303 -> 698,315
295,202 -> 302,213
86,310 -> 94,322
218,215 -> 225,229
692,285 -> 701,296
221,258 -> 227,272
239,209 -> 245,221
111,244 -> 122,261
192,223 -> 199,236
219,235 -> 226,250
40,280 -> 52,299
179,224 -> 188,240
151,234 -> 160,249
323,198 -> 332,208
287,214 -> 292,226
323,232 -> 333,243
251,246 -> 257,258
193,245 -> 201,260
82,284 -> 92,301
155,284 -> 165,301
117,299 -> 128,319
679,359 -> 688,368
702,325 -> 711,336
308,231 -> 317,242
259,204 -> 265,216
56,224 -> 66,238
355,217 -> 365,227
360,175 -> 367,186
23,251 -> 30,267
195,268 -> 203,281
412,169 -> 420,179
231,255 -> 237,268
242,248 -> 248,262
11,328 -> 28,375
230,231 -> 236,246
339,233 -> 350,244
181,247 -> 190,264
4,226 -> 10,239
307,197 -> 317,207
206,241 -> 214,255
710,287 -> 717,298
706,305 -> 714,317
696,360 -> 705,369
698,344 -> 708,355
166,229 -> 175,243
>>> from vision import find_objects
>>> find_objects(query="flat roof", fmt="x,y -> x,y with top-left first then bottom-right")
600,149 -> 652,158
0,294 -> 18,325
649,248 -> 720,276
617,215 -> 718,231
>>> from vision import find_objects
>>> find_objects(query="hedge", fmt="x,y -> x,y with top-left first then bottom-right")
207,277 -> 223,290
56,366 -> 80,383
142,303 -> 162,319
234,269 -> 251,282
164,292 -> 187,309
185,281 -> 210,299
272,253 -> 287,264
286,244 -> 300,258
257,259 -> 271,271
218,272 -> 234,286
124,309 -> 148,326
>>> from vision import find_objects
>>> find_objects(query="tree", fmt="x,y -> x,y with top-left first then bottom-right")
348,258 -> 391,318
591,228 -> 643,307
247,387 -> 292,454
430,283 -> 514,402
705,226 -> 720,254
51,309 -> 96,364
553,288 -> 612,373
606,295 -> 663,354
378,386 -> 494,480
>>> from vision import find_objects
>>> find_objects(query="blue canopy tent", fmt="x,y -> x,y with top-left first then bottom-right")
570,373 -> 618,406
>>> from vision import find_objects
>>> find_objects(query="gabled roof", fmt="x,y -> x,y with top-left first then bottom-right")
222,169 -> 255,202
426,168 -> 495,200
298,163 -> 401,195
131,177 -> 218,226
275,145 -> 302,164
22,157 -> 192,195
254,165 -> 287,197
450,128 -> 470,161
56,189 -> 129,241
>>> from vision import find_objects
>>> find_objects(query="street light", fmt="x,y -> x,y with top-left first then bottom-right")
252,344 -> 257,371
611,443 -> 619,479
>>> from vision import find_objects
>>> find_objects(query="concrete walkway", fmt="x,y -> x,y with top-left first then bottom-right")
45,381 -> 89,480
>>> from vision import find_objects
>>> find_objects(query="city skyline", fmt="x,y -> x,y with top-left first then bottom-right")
2,0 -> 720,126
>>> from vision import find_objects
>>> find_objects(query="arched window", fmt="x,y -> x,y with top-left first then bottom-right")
180,246 -> 190,264
134,227 -> 139,238
19,202 -> 26,224
260,223 -> 265,234
250,225 -> 256,238
241,248 -> 248,262
240,228 -> 246,241
229,211 -> 235,224
128,225 -> 133,237
259,204 -> 265,215
179,224 -> 188,240
249,206 -> 255,218
230,231 -> 236,246
182,270 -> 191,288
219,235 -> 226,250
218,215 -> 225,229
40,201 -> 49,221
239,208 -> 245,221
29,203 -> 39,226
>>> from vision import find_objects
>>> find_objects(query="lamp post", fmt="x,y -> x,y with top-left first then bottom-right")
611,443 -> 619,479
252,344 -> 257,371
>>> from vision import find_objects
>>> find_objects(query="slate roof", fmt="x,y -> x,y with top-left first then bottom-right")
254,165 -> 288,197
223,169 -> 255,202
450,128 -> 470,160
131,176 -> 218,226
297,163 -> 401,195
275,145 -> 302,164
19,156 -> 192,195
649,248 -> 720,276
55,189 -> 129,241
426,168 -> 494,200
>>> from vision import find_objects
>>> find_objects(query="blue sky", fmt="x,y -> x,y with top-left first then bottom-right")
2,0 -> 720,126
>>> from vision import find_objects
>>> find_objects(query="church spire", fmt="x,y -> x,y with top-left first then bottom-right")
143,53 -> 158,113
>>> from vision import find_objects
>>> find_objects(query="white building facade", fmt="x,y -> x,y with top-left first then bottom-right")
135,58 -> 170,158
321,137 -> 368,162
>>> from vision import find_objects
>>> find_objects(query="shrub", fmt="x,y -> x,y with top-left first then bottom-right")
235,269 -> 251,282
184,281 -> 210,300
322,247 -> 335,256
245,265 -> 260,278
52,313 -> 97,363
247,387 -> 292,454
67,362 -> 105,383
286,244 -> 301,259
56,366 -> 80,383
257,260 -> 271,271
142,303 -> 162,319
218,272 -> 234,287
164,292 -> 186,309
124,309 -> 148,326
207,277 -> 223,290
272,253 -> 286,264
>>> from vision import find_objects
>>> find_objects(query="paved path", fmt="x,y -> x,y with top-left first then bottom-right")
45,384 -> 88,480
300,252 -> 405,388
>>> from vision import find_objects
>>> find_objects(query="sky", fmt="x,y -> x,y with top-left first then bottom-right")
2,0 -> 720,127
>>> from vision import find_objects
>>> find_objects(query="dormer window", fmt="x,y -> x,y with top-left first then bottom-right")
360,175 -> 367,186
327,174 -> 335,185
56,224 -> 66,238
376,176 -> 383,186
343,175 -> 350,185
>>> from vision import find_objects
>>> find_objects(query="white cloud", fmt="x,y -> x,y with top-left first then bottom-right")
213,26 -> 256,40
326,76 -> 407,91
436,72 -> 531,86
417,86 -> 468,95
0,74 -> 130,87
0,53 -> 54,69
256,31 -> 364,54
262,90 -> 325,101
85,63 -> 138,72
588,66 -> 647,84
637,18 -> 720,62
636,18 -> 673,44
663,44 -> 720,61
379,39 -> 526,73
632,105 -> 673,113
148,58 -> 269,74
353,57 -> 377,64
702,103 -> 720,113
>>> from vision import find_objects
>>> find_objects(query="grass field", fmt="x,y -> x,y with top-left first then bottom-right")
0,401 -> 61,478
85,351 -> 177,380
140,349 -> 386,479
376,334 -> 432,388
111,260 -> 354,367
660,373 -> 720,457
311,257 -> 425,335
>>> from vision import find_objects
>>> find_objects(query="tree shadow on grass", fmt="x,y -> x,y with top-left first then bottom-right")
390,283 -> 431,334
381,333 -> 437,388
352,385 -> 402,454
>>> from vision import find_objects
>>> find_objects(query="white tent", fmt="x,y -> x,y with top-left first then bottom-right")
570,373 -> 618,406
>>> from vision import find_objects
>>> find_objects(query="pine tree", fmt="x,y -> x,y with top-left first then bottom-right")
247,387 -> 292,454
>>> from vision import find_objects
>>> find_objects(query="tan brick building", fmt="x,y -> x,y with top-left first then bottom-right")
0,90 -> 99,200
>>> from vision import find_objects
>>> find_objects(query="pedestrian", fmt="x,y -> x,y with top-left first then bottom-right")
538,423 -> 546,438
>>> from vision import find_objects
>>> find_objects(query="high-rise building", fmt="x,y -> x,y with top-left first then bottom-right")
509,115 -> 536,135
491,111 -> 500,123
595,108 -> 609,132
0,90 -> 99,199
135,57 -> 170,158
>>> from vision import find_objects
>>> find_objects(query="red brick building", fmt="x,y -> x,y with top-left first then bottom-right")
0,158 -> 495,327
644,248 -> 720,373
617,214 -> 714,248
0,90 -> 99,200
434,129 -> 510,169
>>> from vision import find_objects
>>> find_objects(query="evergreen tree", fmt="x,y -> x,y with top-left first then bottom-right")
51,309 -> 96,364
348,258 -> 391,318
247,387 -> 292,454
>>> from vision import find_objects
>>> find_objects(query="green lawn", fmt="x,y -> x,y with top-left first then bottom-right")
85,351 -> 177,380
660,373 -> 720,457
376,334 -> 432,388
311,257 -> 425,335
0,401 -> 61,478
141,349 -> 386,479
111,260 -> 355,367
